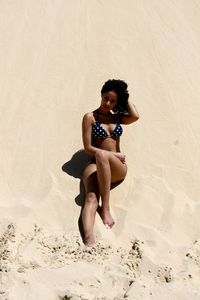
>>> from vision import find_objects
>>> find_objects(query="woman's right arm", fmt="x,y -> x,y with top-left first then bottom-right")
82,113 -> 99,156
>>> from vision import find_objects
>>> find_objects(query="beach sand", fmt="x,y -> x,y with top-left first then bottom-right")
0,1 -> 200,299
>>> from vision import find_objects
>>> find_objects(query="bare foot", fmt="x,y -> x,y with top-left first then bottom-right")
99,207 -> 115,228
84,234 -> 95,246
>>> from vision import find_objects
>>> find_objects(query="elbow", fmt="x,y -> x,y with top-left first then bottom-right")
84,145 -> 94,156
130,114 -> 139,124
135,113 -> 140,121
84,146 -> 91,155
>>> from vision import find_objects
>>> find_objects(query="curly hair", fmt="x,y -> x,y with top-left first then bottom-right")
101,79 -> 129,112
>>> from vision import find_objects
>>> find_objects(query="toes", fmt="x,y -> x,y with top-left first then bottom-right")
104,220 -> 115,229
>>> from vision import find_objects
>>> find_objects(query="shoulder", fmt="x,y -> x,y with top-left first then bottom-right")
83,112 -> 93,119
82,112 -> 95,126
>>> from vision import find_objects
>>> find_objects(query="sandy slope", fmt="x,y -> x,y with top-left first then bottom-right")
0,1 -> 200,299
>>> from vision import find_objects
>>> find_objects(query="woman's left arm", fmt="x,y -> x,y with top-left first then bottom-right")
121,102 -> 139,124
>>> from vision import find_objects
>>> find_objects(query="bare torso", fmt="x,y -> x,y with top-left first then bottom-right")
91,109 -> 121,153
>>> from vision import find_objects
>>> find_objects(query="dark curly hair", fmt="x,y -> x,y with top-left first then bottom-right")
101,79 -> 129,112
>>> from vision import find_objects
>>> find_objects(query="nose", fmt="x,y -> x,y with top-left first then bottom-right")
104,99 -> 110,107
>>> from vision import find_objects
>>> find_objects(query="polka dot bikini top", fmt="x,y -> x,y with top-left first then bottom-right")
92,114 -> 123,140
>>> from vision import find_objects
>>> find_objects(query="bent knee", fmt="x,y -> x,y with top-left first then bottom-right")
85,192 -> 99,206
95,150 -> 108,163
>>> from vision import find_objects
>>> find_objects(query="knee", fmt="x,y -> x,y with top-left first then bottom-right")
85,192 -> 99,207
95,150 -> 108,163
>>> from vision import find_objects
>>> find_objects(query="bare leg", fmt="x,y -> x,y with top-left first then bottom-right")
82,165 -> 99,245
81,152 -> 127,242
95,150 -> 114,228
82,192 -> 99,245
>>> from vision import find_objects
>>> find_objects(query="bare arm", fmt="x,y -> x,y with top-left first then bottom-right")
82,113 -> 100,156
120,102 -> 139,124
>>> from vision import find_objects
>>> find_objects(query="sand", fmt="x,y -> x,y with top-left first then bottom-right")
0,0 -> 200,299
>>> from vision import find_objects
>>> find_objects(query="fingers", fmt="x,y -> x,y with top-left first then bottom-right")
112,152 -> 126,163
120,154 -> 126,164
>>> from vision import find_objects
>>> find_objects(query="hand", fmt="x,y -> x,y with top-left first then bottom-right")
114,152 -> 126,164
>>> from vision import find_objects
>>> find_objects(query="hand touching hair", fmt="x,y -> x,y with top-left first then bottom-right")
101,79 -> 129,113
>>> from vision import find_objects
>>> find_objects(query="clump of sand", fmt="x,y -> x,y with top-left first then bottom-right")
1,223 -> 199,300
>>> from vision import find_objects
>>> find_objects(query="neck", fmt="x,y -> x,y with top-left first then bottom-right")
97,107 -> 110,116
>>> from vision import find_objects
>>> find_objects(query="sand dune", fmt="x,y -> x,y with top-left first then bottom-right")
0,1 -> 200,299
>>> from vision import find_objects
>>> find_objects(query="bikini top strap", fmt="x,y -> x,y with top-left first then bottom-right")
93,110 -> 99,123
116,113 -> 121,124
93,109 -> 99,122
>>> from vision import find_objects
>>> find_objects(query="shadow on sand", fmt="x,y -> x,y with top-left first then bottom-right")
62,149 -> 90,242
62,149 -> 123,243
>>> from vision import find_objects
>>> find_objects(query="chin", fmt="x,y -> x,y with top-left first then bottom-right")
103,107 -> 110,111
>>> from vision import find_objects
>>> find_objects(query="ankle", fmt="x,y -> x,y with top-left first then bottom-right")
84,234 -> 95,246
101,205 -> 110,212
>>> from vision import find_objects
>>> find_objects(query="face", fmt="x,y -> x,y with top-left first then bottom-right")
100,91 -> 118,112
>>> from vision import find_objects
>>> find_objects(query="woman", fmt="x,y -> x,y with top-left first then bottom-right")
81,79 -> 139,245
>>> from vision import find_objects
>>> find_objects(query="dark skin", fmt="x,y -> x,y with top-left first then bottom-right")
82,90 -> 139,245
